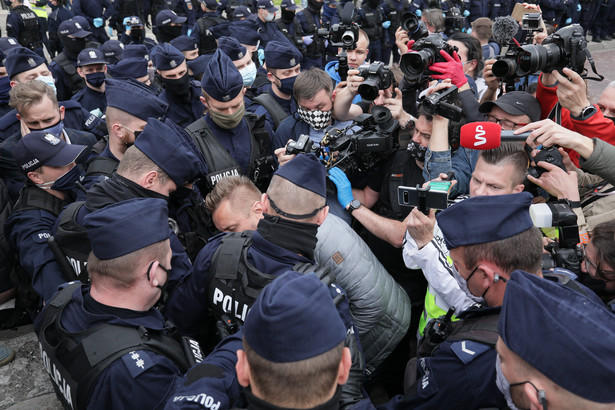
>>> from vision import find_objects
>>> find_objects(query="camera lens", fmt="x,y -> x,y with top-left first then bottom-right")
341,30 -> 355,47
401,49 -> 434,77
492,57 -> 517,78
517,43 -> 563,75
358,79 -> 380,101
401,12 -> 419,33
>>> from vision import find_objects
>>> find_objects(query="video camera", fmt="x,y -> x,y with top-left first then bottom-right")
422,85 -> 463,122
400,34 -> 458,82
321,106 -> 397,175
357,62 -> 394,101
318,2 -> 359,81
443,7 -> 467,37
286,134 -> 322,156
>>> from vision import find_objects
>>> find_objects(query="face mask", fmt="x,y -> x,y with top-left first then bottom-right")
85,71 -> 106,88
239,62 -> 257,87
34,118 -> 63,137
451,265 -> 485,304
131,27 -> 144,42
62,37 -> 87,58
281,8 -> 295,22
35,75 -> 57,95
307,0 -> 323,11
119,124 -> 141,147
158,25 -> 183,42
495,354 -> 521,410
276,74 -> 297,95
209,104 -> 245,129
265,11 -> 275,21
407,140 -> 426,162
147,261 -> 171,307
322,4 -> 336,17
38,164 -> 82,192
0,76 -> 10,104
161,72 -> 191,98
297,107 -> 332,130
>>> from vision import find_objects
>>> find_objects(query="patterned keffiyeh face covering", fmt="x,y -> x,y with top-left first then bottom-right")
297,107 -> 333,130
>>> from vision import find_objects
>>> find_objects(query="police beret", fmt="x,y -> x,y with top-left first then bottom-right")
257,0 -> 278,11
436,192 -> 534,249
218,36 -> 247,61
58,19 -> 91,38
155,43 -> 186,71
499,270 -> 615,403
201,49 -> 244,102
232,5 -> 252,18
228,19 -> 262,46
14,131 -> 86,174
280,0 -> 298,10
77,48 -> 107,67
135,118 -> 207,186
5,47 -> 45,78
274,153 -> 326,198
122,44 -> 150,60
156,9 -> 187,27
107,58 -> 148,80
105,78 -> 168,121
243,271 -> 346,363
0,37 -> 21,52
99,40 -> 124,64
479,91 -> 541,123
187,54 -> 212,77
84,198 -> 171,260
264,40 -> 302,69
170,35 -> 198,52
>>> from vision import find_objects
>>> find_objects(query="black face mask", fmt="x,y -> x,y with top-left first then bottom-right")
157,25 -> 183,43
407,140 -> 427,162
131,27 -> 144,43
281,8 -> 295,23
147,261 -> 172,308
307,0 -> 323,11
366,0 -> 379,7
161,72 -> 191,98
61,36 -> 87,59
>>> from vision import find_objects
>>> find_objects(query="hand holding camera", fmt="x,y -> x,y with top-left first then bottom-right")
428,50 -> 468,88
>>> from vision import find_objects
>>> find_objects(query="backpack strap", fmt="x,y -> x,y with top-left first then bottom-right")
253,93 -> 289,129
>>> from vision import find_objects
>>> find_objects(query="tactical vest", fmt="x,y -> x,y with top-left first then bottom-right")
53,52 -> 85,96
185,113 -> 274,193
361,7 -> 384,38
150,0 -> 174,22
196,15 -> 228,55
384,0 -> 409,30
119,0 -> 142,19
224,0 -> 245,21
253,93 -> 289,130
276,18 -> 302,48
300,8 -> 324,58
36,283 -> 202,410
54,201 -> 90,282
84,137 -> 120,180
13,5 -> 42,49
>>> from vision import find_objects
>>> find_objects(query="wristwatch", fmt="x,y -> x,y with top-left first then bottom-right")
573,105 -> 597,121
347,199 -> 361,213
557,198 -> 581,209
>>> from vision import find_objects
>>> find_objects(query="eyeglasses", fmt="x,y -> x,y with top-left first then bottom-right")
485,114 -> 528,131
583,245 -> 615,280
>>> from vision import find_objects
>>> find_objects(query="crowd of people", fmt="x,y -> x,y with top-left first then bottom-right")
0,0 -> 614,408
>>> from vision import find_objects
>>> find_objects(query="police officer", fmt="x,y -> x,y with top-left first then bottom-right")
276,0 -> 305,54
227,17 -> 264,74
107,56 -> 151,84
48,0 -> 75,58
51,19 -> 91,101
119,16 -> 158,49
72,0 -> 114,43
170,35 -> 199,60
356,0 -> 385,63
248,40 -> 301,133
218,0 -> 250,20
154,9 -> 187,43
112,0 -> 149,34
185,49 -> 273,193
296,0 -> 326,69
321,0 -> 341,64
99,39 -> 124,64
217,36 -> 258,102
6,0 -> 46,58
191,0 -> 228,55
186,53 -> 212,81
5,131 -> 86,306
155,43 -> 205,127
170,0 -> 197,34
72,48 -> 108,113
255,0 -> 285,47
36,197 -> 202,410
0,48 -> 12,117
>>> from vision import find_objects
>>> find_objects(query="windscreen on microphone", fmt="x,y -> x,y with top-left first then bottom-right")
492,16 -> 519,46
460,122 -> 531,150
340,2 -> 355,24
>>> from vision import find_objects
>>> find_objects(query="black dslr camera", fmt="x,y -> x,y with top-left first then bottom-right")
321,106 -> 397,175
525,144 -> 567,179
443,8 -> 467,37
400,34 -> 458,82
357,62 -> 394,101
422,85 -> 463,122
400,12 -> 429,40
286,134 -> 322,156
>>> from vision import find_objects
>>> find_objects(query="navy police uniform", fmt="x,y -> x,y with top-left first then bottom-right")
50,20 -> 91,101
71,48 -> 108,113
296,0 -> 326,69
276,0 -> 306,54
72,0 -> 114,43
6,4 -> 46,57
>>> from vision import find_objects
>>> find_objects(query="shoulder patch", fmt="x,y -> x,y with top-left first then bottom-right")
416,357 -> 439,398
32,231 -> 51,244
450,340 -> 491,364
121,350 -> 155,378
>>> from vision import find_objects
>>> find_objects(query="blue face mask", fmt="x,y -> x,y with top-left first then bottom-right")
239,62 -> 257,87
277,74 -> 297,95
38,118 -> 64,137
85,72 -> 106,88
38,164 -> 83,192
0,76 -> 10,104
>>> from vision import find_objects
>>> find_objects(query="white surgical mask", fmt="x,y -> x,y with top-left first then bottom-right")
265,11 -> 275,21
451,266 -> 485,304
239,62 -> 257,87
495,354 -> 521,410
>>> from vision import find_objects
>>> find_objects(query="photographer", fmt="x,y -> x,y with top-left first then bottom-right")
325,29 -> 370,89
446,33 -> 485,99
582,221 -> 615,306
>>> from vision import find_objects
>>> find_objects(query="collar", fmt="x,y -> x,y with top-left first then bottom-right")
244,385 -> 341,410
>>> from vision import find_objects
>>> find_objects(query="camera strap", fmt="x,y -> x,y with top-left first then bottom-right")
582,47 -> 604,82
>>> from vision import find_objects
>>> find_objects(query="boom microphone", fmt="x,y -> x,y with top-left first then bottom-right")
460,122 -> 531,150
492,16 -> 520,46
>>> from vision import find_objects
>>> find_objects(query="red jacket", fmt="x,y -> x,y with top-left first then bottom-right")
537,74 -> 615,166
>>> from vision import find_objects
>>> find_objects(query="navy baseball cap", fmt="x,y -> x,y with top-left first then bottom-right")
122,44 -> 149,60
14,131 -> 86,174
233,5 -> 252,18
0,37 -> 21,52
264,40 -> 302,69
280,0 -> 298,10
5,47 -> 45,78
437,192 -> 534,249
135,118 -> 207,186
274,153 -> 326,198
107,58 -> 148,79
218,36 -> 247,61
479,91 -> 541,123
125,15 -> 144,26
106,78 -> 168,120
187,54 -> 212,77
499,270 -> 615,403
155,43 -> 186,71
257,0 -> 278,11
72,15 -> 91,31
243,271 -> 346,363
77,48 -> 107,67
170,35 -> 198,52
202,49 -> 244,102
228,19 -> 262,46
199,0 -> 218,9
156,10 -> 187,26
84,198 -> 171,260
99,40 -> 124,64
58,19 -> 91,38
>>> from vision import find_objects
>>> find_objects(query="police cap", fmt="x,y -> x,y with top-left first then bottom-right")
232,5 -> 252,18
243,271 -> 346,363
105,78 -> 168,121
123,44 -> 150,60
5,47 -> 45,79
201,49 -> 244,102
256,0 -> 278,11
155,43 -> 186,71
156,10 -> 187,27
280,0 -> 298,10
77,48 -> 107,67
0,37 -> 21,52
58,19 -> 91,38
187,54 -> 212,77
99,40 -> 124,64
199,0 -> 218,9
107,58 -> 148,80
170,35 -> 198,52
84,198 -> 171,260
274,153 -> 326,198
228,19 -> 262,46
264,40 -> 302,69
218,36 -> 247,61
14,131 -> 86,174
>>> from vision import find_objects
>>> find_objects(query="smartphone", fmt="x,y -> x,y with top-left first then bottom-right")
397,185 -> 449,212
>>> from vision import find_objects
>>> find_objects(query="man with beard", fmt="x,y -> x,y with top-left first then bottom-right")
296,0 -> 326,69
156,43 -> 205,127
51,19 -> 92,101
155,10 -> 187,43
71,48 -> 108,113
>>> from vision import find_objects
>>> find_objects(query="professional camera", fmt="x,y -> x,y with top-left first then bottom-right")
525,144 -> 567,179
422,85 -> 463,122
286,134 -> 322,156
443,7 -> 467,37
400,34 -> 458,81
521,13 -> 542,31
357,62 -> 394,101
400,12 -> 429,40
321,106 -> 397,175
317,2 -> 359,82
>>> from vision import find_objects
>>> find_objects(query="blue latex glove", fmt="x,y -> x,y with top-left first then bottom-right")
466,27 -> 472,34
565,17 -> 572,24
328,167 -> 354,209
123,16 -> 131,26
302,35 -> 314,46
382,20 -> 391,29
187,28 -> 192,36
257,48 -> 265,66
415,9 -> 422,16
93,17 -> 103,28
577,3 -> 581,10
462,9 -> 470,16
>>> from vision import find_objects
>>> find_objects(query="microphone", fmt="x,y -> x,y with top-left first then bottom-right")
492,16 -> 519,46
460,122 -> 531,150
